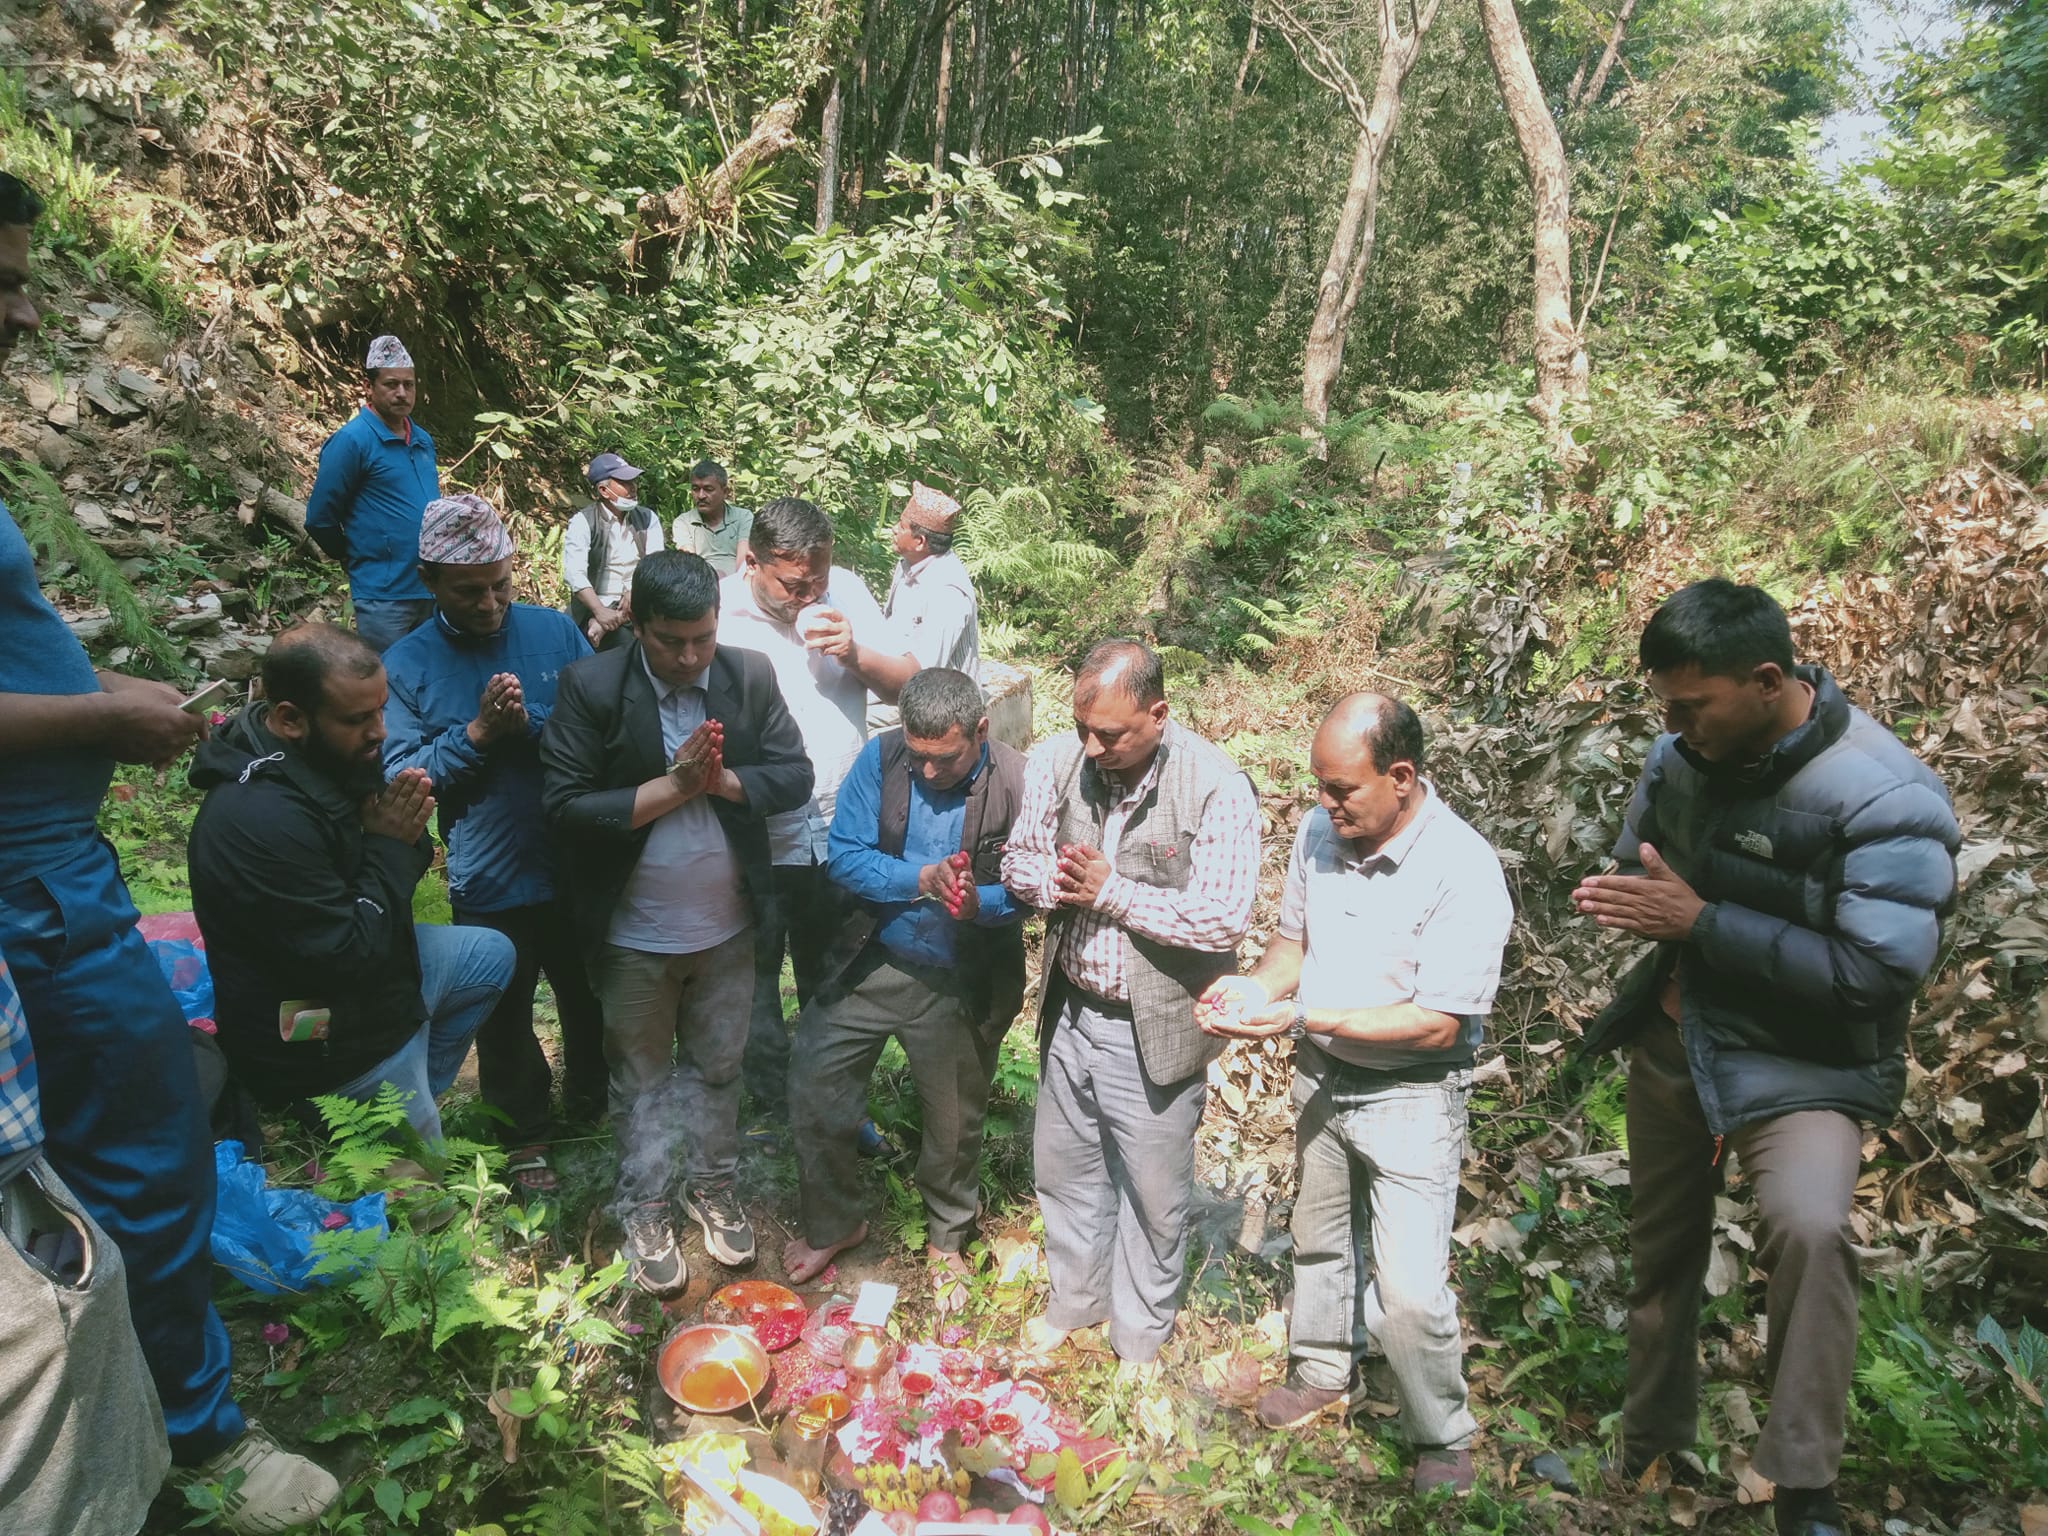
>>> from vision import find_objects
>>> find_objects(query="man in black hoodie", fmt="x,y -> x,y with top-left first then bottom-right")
189,624 -> 515,1140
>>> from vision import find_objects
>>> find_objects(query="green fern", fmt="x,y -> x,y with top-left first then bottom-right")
0,459 -> 190,677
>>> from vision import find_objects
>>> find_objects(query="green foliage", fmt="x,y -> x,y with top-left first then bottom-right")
0,459 -> 192,677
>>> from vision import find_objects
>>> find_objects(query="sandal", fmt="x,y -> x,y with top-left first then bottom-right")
506,1145 -> 560,1196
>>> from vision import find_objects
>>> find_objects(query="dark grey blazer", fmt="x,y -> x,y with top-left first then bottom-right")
539,636 -> 814,964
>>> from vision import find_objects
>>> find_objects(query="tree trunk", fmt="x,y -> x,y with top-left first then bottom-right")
1570,0 -> 1638,116
816,72 -> 844,230
1478,0 -> 1588,445
966,0 -> 990,160
879,0 -> 958,160
1233,17 -> 1261,96
1295,0 -> 1442,427
931,5 -> 955,196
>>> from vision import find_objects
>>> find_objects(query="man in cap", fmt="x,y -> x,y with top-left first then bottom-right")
564,451 -> 664,649
672,459 -> 754,575
2,168 -> 342,1532
879,480 -> 980,698
384,496 -> 604,1193
188,623 -> 516,1142
306,335 -> 442,653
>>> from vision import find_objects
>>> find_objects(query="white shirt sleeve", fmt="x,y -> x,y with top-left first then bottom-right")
831,568 -> 909,657
562,510 -> 591,595
1410,843 -> 1513,1016
1277,813 -> 1315,942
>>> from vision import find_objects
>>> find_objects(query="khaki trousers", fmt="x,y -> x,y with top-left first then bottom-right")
1624,1019 -> 1863,1489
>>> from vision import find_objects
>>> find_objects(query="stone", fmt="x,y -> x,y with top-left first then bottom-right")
80,371 -> 141,420
34,428 -> 76,474
47,399 -> 80,429
20,376 -> 57,413
64,610 -> 116,644
71,500 -> 112,532
189,629 -> 270,681
114,366 -> 166,402
76,316 -> 109,343
86,302 -> 122,320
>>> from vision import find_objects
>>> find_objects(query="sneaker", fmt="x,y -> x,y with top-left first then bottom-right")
682,1181 -> 757,1267
1413,1446 -> 1474,1495
622,1202 -> 689,1297
1776,1485 -> 1847,1536
181,1424 -> 340,1534
1254,1375 -> 1348,1430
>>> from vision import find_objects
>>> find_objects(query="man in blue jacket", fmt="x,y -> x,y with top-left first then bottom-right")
1,167 -> 339,1533
384,495 -> 603,1191
1574,580 -> 1959,1536
305,334 -> 441,653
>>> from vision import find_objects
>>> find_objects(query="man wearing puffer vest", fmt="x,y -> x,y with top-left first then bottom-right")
1573,579 -> 1959,1536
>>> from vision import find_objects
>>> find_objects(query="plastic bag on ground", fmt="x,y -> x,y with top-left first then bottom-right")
209,1140 -> 387,1294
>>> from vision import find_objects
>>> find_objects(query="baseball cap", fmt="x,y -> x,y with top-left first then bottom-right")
587,451 -> 644,486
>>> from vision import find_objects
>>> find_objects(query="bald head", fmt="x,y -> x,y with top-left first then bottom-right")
1074,639 -> 1165,709
1310,692 -> 1426,850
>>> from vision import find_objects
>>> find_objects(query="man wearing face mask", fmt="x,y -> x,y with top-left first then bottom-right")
717,497 -> 918,1120
384,496 -> 601,1194
306,335 -> 442,653
564,452 -> 664,650
1201,694 -> 1511,1496
188,625 -> 516,1142
1001,639 -> 1259,1373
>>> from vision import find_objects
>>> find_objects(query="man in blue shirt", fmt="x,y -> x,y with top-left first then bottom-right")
305,334 -> 441,653
783,668 -> 1028,1305
0,169 -> 339,1532
384,495 -> 603,1190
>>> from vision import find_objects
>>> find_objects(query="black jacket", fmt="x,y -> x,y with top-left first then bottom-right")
1579,667 -> 1959,1134
538,637 -> 813,964
188,706 -> 434,1101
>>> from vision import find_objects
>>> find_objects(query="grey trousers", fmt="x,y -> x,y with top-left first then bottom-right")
597,929 -> 755,1202
1624,1019 -> 1863,1489
1035,987 -> 1205,1363
790,945 -> 999,1252
1287,1064 -> 1477,1450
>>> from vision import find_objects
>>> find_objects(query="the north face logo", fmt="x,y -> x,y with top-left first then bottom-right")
1735,830 -> 1775,860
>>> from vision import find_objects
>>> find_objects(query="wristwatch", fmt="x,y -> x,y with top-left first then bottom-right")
1286,999 -> 1308,1042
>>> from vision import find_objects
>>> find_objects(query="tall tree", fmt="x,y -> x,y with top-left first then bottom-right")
1478,0 -> 1588,445
1271,0 -> 1444,427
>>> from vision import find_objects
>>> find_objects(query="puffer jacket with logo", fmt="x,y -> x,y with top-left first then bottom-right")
1579,666 -> 1959,1136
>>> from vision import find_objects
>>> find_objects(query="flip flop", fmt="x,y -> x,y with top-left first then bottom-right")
505,1145 -> 560,1196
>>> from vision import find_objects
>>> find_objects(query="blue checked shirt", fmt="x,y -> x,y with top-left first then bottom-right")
0,955 -> 42,1158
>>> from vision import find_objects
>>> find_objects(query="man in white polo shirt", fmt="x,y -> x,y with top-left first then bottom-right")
1201,692 -> 1511,1497
718,497 -> 918,1115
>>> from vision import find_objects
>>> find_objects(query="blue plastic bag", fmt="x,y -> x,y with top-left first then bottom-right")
209,1140 -> 388,1294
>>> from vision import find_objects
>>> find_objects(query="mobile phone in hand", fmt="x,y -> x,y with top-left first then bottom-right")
181,678 -> 231,714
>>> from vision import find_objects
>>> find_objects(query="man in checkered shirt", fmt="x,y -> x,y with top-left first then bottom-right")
1002,639 -> 1259,1370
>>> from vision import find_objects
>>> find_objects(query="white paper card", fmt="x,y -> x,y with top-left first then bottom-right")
850,1279 -> 898,1328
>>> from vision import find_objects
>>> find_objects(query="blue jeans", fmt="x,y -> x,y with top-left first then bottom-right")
0,839 -> 245,1463
351,597 -> 433,654
329,924 -> 515,1142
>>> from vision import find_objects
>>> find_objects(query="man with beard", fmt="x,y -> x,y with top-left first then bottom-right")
2,169 -> 341,1531
306,335 -> 441,653
189,624 -> 516,1141
384,495 -> 601,1194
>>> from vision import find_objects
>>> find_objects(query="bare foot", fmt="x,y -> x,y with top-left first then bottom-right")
782,1222 -> 867,1284
928,1247 -> 973,1315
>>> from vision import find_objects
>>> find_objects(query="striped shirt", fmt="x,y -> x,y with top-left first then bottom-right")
1003,740 -> 1261,1000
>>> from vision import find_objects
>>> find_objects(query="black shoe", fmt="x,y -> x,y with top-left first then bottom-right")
1601,1448 -> 1706,1489
682,1181 -> 757,1267
622,1202 -> 689,1298
1775,1485 -> 1846,1536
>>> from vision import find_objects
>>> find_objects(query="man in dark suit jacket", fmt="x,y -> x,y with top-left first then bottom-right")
540,551 -> 812,1296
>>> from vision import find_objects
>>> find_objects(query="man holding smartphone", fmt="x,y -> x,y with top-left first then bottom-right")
1,169 -> 340,1531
